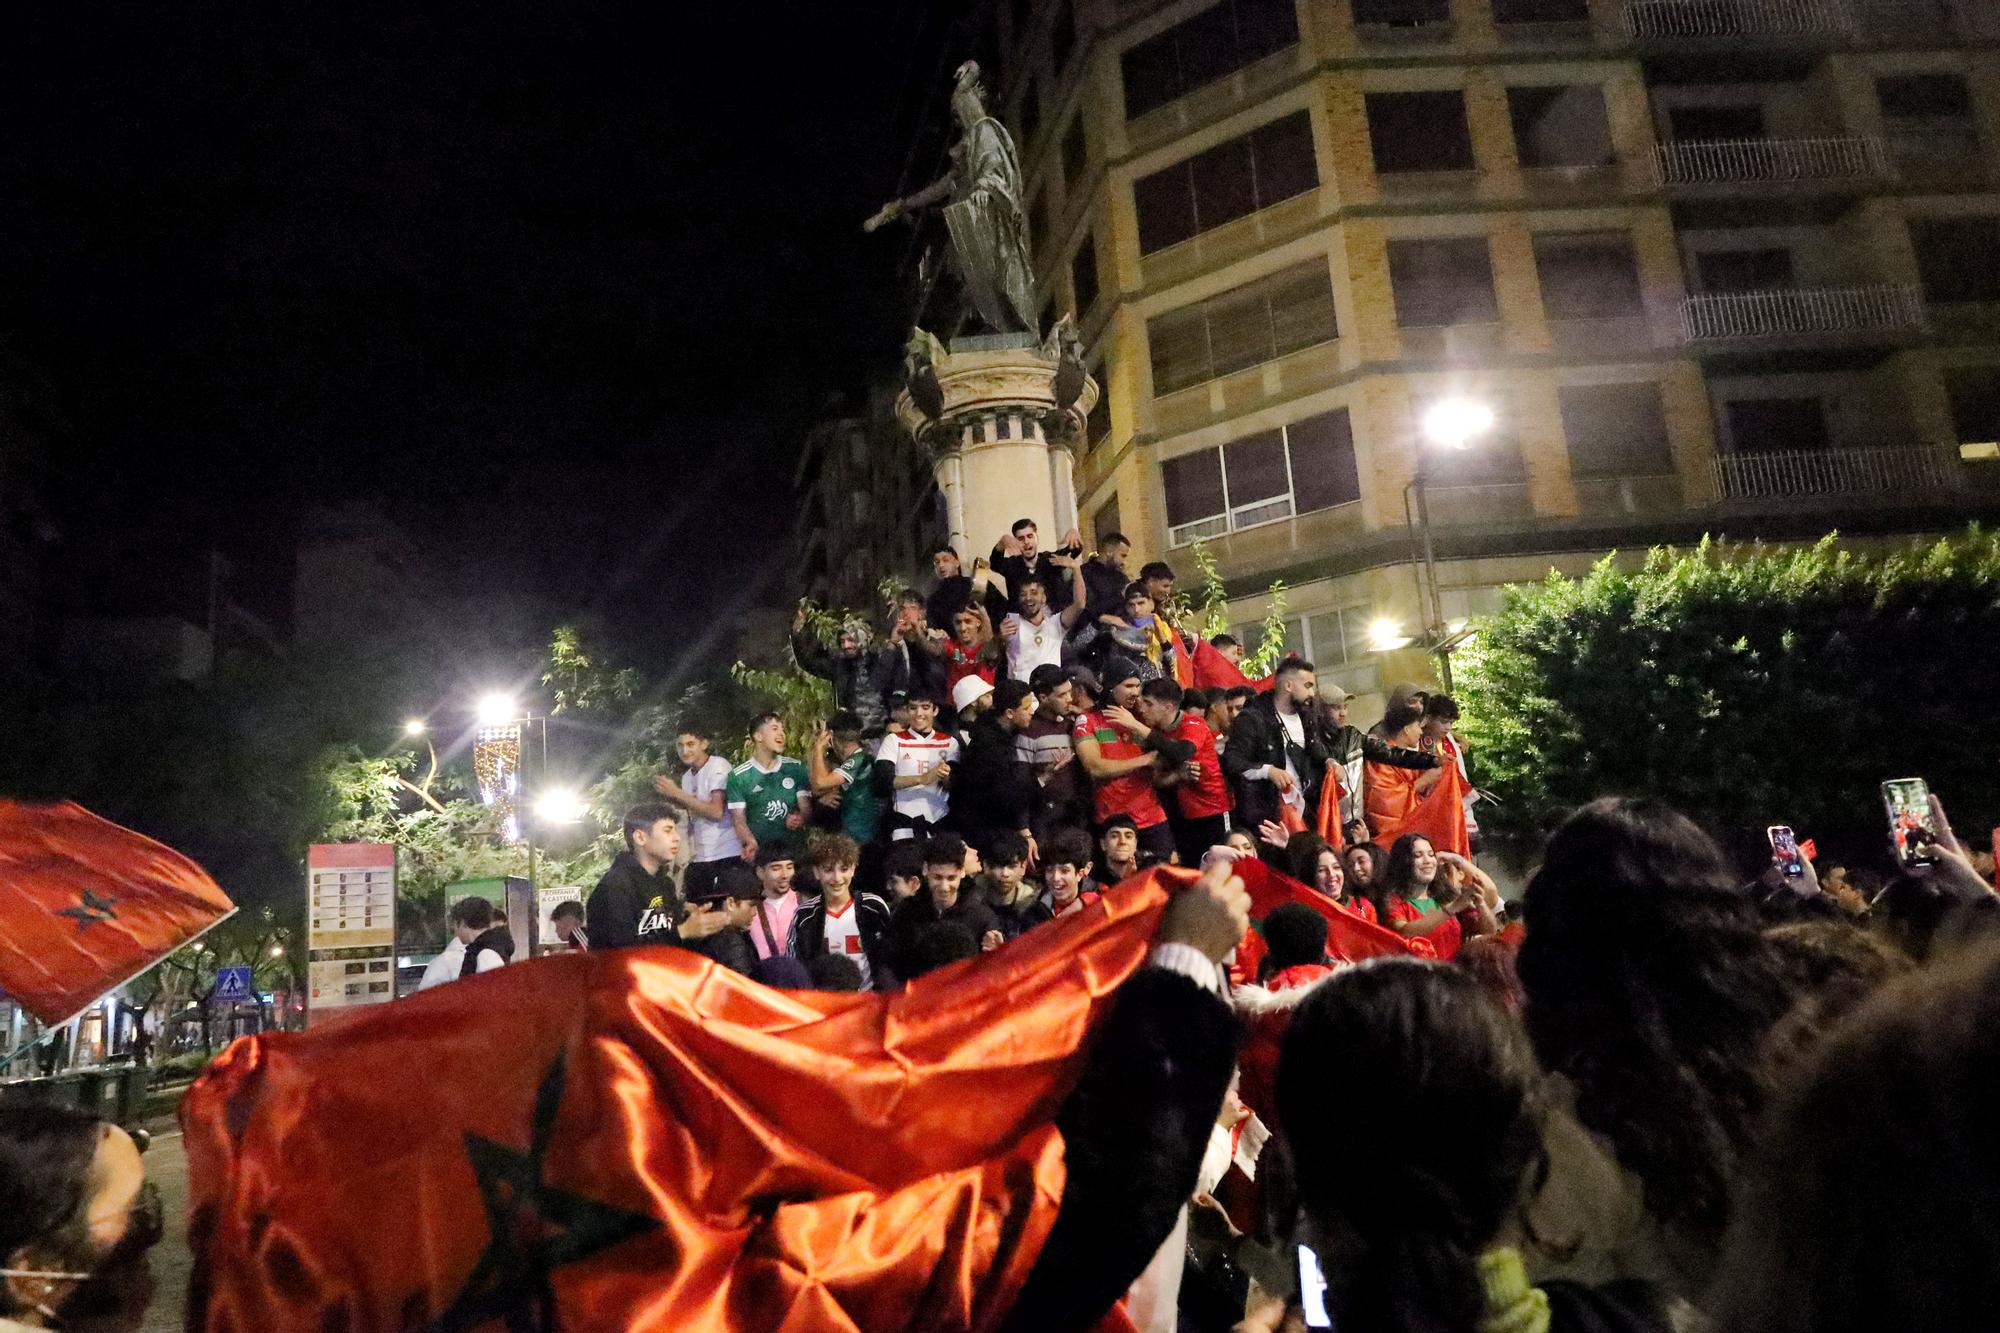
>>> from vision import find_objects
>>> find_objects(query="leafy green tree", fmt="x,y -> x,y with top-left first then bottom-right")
1455,530 -> 2000,870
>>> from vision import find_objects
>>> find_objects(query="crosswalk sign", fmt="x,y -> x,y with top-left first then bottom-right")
213,965 -> 255,1004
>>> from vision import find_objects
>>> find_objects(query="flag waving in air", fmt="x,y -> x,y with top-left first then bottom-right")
0,800 -> 237,1024
182,874 -> 1185,1333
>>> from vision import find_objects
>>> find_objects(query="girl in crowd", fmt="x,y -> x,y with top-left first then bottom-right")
1370,832 -> 1497,960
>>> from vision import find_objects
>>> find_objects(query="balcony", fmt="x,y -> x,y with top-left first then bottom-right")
1652,136 -> 1889,188
1351,0 -> 1455,41
1697,445 -> 1964,502
1680,284 -> 1925,342
1623,0 -> 1850,39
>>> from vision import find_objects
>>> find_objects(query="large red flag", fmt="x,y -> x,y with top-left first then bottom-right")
182,873 -> 1188,1332
1365,759 -> 1472,858
0,800 -> 236,1024
1191,638 -> 1274,693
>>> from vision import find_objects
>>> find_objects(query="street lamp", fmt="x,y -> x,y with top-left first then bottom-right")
533,788 -> 589,826
475,692 -> 521,728
1405,398 -> 1498,692
402,718 -> 428,737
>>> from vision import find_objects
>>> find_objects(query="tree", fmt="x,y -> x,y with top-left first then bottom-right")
1455,530 -> 2000,870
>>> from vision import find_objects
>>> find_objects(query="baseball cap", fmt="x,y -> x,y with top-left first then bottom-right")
952,674 -> 994,714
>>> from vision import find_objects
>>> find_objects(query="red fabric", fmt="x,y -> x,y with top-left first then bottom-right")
943,639 -> 996,694
1190,639 -> 1276,694
180,872 -> 1203,1332
0,800 -> 236,1024
1335,895 -> 1379,927
1266,963 -> 1333,992
1386,894 -> 1464,962
1164,713 -> 1232,819
1071,709 -> 1168,829
1313,764 -> 1345,849
1365,759 -> 1472,859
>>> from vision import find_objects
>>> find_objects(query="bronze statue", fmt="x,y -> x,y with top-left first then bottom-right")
866,61 -> 1037,336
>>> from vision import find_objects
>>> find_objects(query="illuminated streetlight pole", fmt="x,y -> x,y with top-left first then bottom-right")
1404,398 -> 1496,692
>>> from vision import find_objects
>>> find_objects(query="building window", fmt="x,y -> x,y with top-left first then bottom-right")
1508,86 -> 1614,169
1533,233 -> 1644,320
1052,0 -> 1076,72
1494,0 -> 1590,21
1387,237 -> 1500,327
1120,0 -> 1300,120
1301,604 -> 1381,695
1086,376 -> 1111,450
1913,218 -> 2000,303
1696,247 -> 1795,294
1558,383 -> 1675,476
1031,190 -> 1052,256
1366,91 -> 1475,173
1017,80 -> 1041,147
1092,491 -> 1122,544
1133,110 -> 1318,254
1946,367 -> 2000,459
1161,408 -> 1360,545
1062,117 -> 1088,194
1725,397 -> 1829,453
1148,258 -> 1337,394
1353,0 -> 1451,26
1071,234 -> 1100,316
1667,104 -> 1766,141
1878,73 -> 1973,121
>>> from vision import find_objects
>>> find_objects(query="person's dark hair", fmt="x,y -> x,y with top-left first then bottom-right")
930,544 -> 960,561
1138,560 -> 1175,583
749,710 -> 782,733
1015,574 -> 1044,593
1379,701 -> 1424,734
1028,663 -> 1069,696
1758,920 -> 1913,1082
448,896 -> 495,931
1274,655 -> 1315,681
1710,938 -> 2000,1333
883,842 -> 925,883
922,832 -> 968,870
1261,902 -> 1329,972
1099,814 -> 1138,838
1422,693 -> 1460,722
826,709 -> 864,740
809,832 -> 860,870
1871,868 -> 2000,963
993,679 -> 1034,714
1011,517 -> 1036,535
1285,832 -> 1333,887
904,921 -> 980,979
806,953 -> 867,992
711,862 -> 764,902
896,587 -> 924,607
1044,828 -> 1094,872
755,840 -> 796,869
676,723 -> 710,741
1342,842 -> 1381,879
1209,633 -> 1240,649
622,801 -> 677,850
1099,531 -> 1129,548
1122,580 -> 1150,603
987,831 -> 1030,868
1140,677 -> 1183,707
1181,688 -> 1209,711
1370,833 -> 1436,921
551,900 -> 584,924
1517,796 -> 1797,1248
1226,685 -> 1258,705
1455,935 -> 1524,1012
0,1104 -> 108,1295
1279,960 -> 1541,1333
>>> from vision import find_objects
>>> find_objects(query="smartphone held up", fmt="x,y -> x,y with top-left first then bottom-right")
1882,777 -> 1939,869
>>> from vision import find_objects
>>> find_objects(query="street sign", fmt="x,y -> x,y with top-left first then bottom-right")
213,966 -> 255,1005
307,843 -> 397,1026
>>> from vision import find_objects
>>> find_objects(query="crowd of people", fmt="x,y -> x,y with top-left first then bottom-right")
6,524 -> 2000,1332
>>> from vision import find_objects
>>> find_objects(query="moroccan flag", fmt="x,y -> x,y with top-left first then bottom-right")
0,800 -> 236,1025
1191,638 -> 1274,693
1365,759 -> 1472,859
1313,764 -> 1345,850
182,873 -> 1187,1332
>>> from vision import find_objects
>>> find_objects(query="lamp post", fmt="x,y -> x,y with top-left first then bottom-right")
1404,398 -> 1496,693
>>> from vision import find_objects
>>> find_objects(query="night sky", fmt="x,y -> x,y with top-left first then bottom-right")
2,2 -> 959,656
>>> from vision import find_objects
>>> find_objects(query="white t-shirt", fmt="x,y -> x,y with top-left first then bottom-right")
683,755 -> 742,862
1276,709 -> 1306,812
820,898 -> 871,987
877,727 -> 960,828
1003,611 -> 1066,681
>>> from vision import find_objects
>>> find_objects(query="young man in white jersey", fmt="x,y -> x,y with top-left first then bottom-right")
653,724 -> 745,899
997,557 -> 1087,682
872,691 -> 960,841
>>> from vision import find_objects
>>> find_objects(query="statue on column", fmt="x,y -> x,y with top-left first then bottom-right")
865,61 -> 1037,336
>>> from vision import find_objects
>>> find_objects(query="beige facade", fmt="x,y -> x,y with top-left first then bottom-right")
992,0 -> 2000,709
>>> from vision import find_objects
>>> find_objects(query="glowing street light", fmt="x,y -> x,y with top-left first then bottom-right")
1367,617 -> 1413,654
476,692 -> 521,727
402,718 -> 427,737
533,788 -> 589,826
1422,397 -> 1496,451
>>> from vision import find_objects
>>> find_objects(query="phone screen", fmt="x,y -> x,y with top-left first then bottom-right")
1882,778 -> 1937,868
1767,825 -> 1804,877
1299,1244 -> 1333,1330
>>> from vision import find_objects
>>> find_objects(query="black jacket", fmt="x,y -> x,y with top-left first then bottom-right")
586,852 -> 679,950
457,926 -> 515,979
885,888 -> 1004,981
790,891 -> 894,967
679,924 -> 757,977
987,545 -> 1081,616
1223,693 -> 1330,834
790,630 -> 899,734
953,715 -> 1038,852
1000,968 -> 1238,1332
1076,556 -> 1129,633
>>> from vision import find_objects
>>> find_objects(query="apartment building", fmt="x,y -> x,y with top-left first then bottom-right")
986,0 -> 2000,701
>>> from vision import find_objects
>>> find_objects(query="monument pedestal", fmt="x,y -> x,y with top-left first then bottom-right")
895,332 -> 1100,565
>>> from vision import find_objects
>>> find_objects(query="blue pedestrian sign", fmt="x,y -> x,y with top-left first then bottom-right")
213,966 -> 255,1004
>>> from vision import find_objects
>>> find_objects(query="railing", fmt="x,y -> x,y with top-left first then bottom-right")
1701,446 -> 1964,501
1623,0 -> 1852,37
1681,284 -> 1925,341
1351,0 -> 1454,31
1652,136 -> 1889,186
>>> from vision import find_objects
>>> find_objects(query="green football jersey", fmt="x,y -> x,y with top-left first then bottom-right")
726,756 -> 809,848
